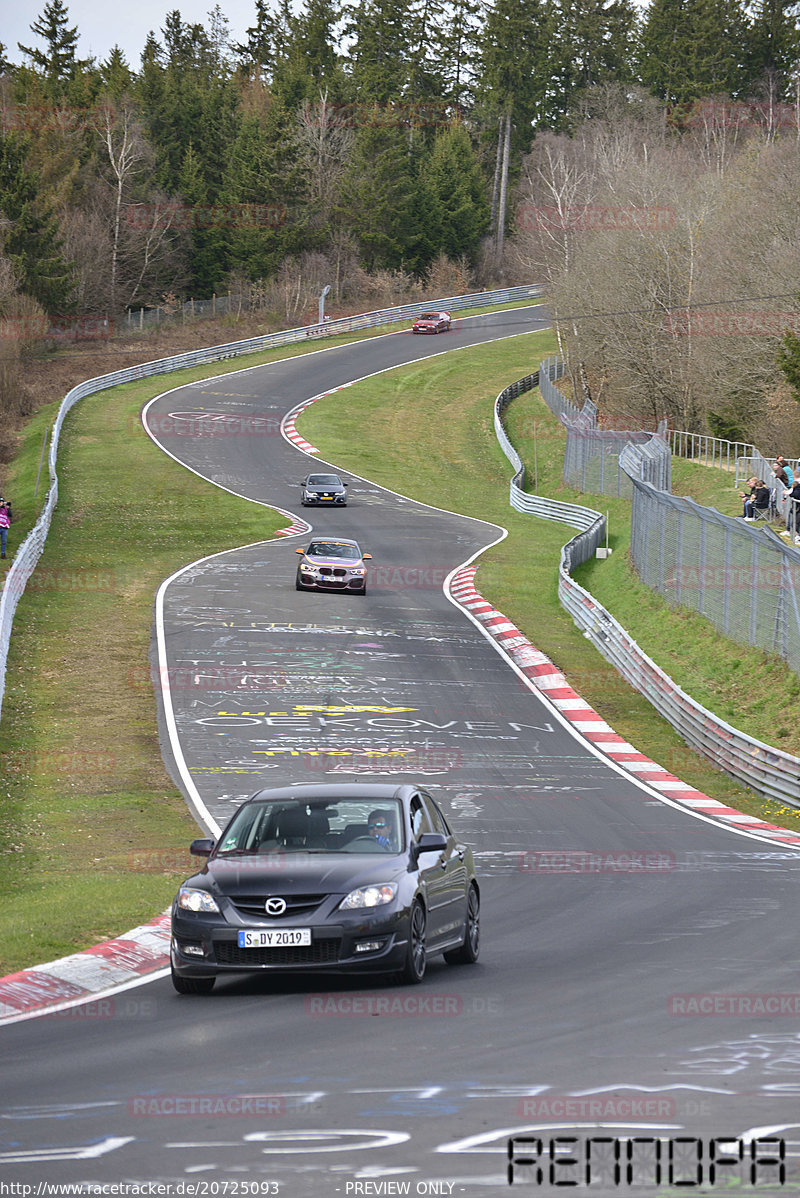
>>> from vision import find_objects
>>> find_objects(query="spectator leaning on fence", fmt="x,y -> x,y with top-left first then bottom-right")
779,477 -> 800,544
777,456 -> 794,486
772,462 -> 790,489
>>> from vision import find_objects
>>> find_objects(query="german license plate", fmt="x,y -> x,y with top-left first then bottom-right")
238,928 -> 311,948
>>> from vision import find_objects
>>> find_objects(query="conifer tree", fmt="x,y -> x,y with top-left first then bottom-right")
221,103 -> 309,279
18,0 -> 81,93
558,0 -> 637,93
434,0 -> 483,108
639,0 -> 750,103
178,140 -> 226,293
420,124 -> 489,259
345,0 -> 416,101
336,125 -> 422,268
746,0 -> 800,100
101,47 -> 133,98
0,131 -> 72,309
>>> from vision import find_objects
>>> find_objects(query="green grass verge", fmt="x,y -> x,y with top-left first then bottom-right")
0,377 -> 288,974
296,331 -> 800,833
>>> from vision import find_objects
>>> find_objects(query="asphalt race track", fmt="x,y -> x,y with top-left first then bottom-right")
2,308 -> 800,1196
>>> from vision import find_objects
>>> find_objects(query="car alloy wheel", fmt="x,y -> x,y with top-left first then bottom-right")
400,899 -> 427,984
444,884 -> 480,965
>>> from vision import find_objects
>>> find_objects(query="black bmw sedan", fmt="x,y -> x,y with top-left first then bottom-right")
170,783 -> 479,994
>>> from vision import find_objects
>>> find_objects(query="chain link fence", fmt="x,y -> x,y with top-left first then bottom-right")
628,478 -> 800,673
538,356 -> 671,496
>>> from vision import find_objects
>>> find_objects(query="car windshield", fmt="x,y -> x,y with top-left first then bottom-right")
418,313 -> 438,320
307,475 -> 341,486
306,541 -> 359,559
215,798 -> 405,855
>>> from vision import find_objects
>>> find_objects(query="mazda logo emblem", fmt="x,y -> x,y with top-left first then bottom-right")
265,897 -> 287,915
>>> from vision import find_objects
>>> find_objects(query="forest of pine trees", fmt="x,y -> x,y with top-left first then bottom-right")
3,0 -> 800,440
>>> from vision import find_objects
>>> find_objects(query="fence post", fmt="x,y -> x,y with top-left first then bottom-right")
749,537 -> 759,646
722,526 -> 731,635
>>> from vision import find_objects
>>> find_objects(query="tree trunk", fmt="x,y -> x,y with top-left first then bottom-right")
489,115 -> 503,237
495,108 -> 512,273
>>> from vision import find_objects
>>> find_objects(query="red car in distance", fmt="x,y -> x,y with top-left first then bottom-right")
412,311 -> 451,334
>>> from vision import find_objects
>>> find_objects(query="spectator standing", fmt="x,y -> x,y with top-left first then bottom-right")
777,456 -> 794,485
781,478 -> 800,544
0,497 -> 11,559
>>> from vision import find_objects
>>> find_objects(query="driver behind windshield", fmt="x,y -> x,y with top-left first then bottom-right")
367,809 -> 395,849
307,542 -> 352,558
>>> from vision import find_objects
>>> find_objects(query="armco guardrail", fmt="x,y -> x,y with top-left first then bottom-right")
0,284 -> 544,719
494,364 -> 800,809
494,365 -> 605,566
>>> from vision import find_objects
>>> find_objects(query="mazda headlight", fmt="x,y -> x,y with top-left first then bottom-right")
340,884 -> 397,910
177,887 -> 221,913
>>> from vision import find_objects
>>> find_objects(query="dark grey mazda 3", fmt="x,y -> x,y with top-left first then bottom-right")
170,783 -> 480,994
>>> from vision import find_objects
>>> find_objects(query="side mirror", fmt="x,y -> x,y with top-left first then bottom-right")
190,838 -> 215,857
416,833 -> 447,854
296,547 -> 305,554
343,481 -> 349,487
362,553 -> 372,560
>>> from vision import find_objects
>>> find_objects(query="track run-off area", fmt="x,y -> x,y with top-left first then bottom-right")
2,307 -> 799,1195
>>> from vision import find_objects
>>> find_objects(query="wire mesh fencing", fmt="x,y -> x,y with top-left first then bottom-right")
628,478 -> 800,673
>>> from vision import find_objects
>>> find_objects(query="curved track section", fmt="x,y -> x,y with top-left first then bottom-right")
2,309 -> 799,1194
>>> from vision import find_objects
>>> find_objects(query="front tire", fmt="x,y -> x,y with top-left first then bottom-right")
399,900 -> 427,984
444,884 -> 480,965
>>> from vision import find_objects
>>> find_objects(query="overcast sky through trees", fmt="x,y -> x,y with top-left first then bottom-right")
5,0 -> 256,66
